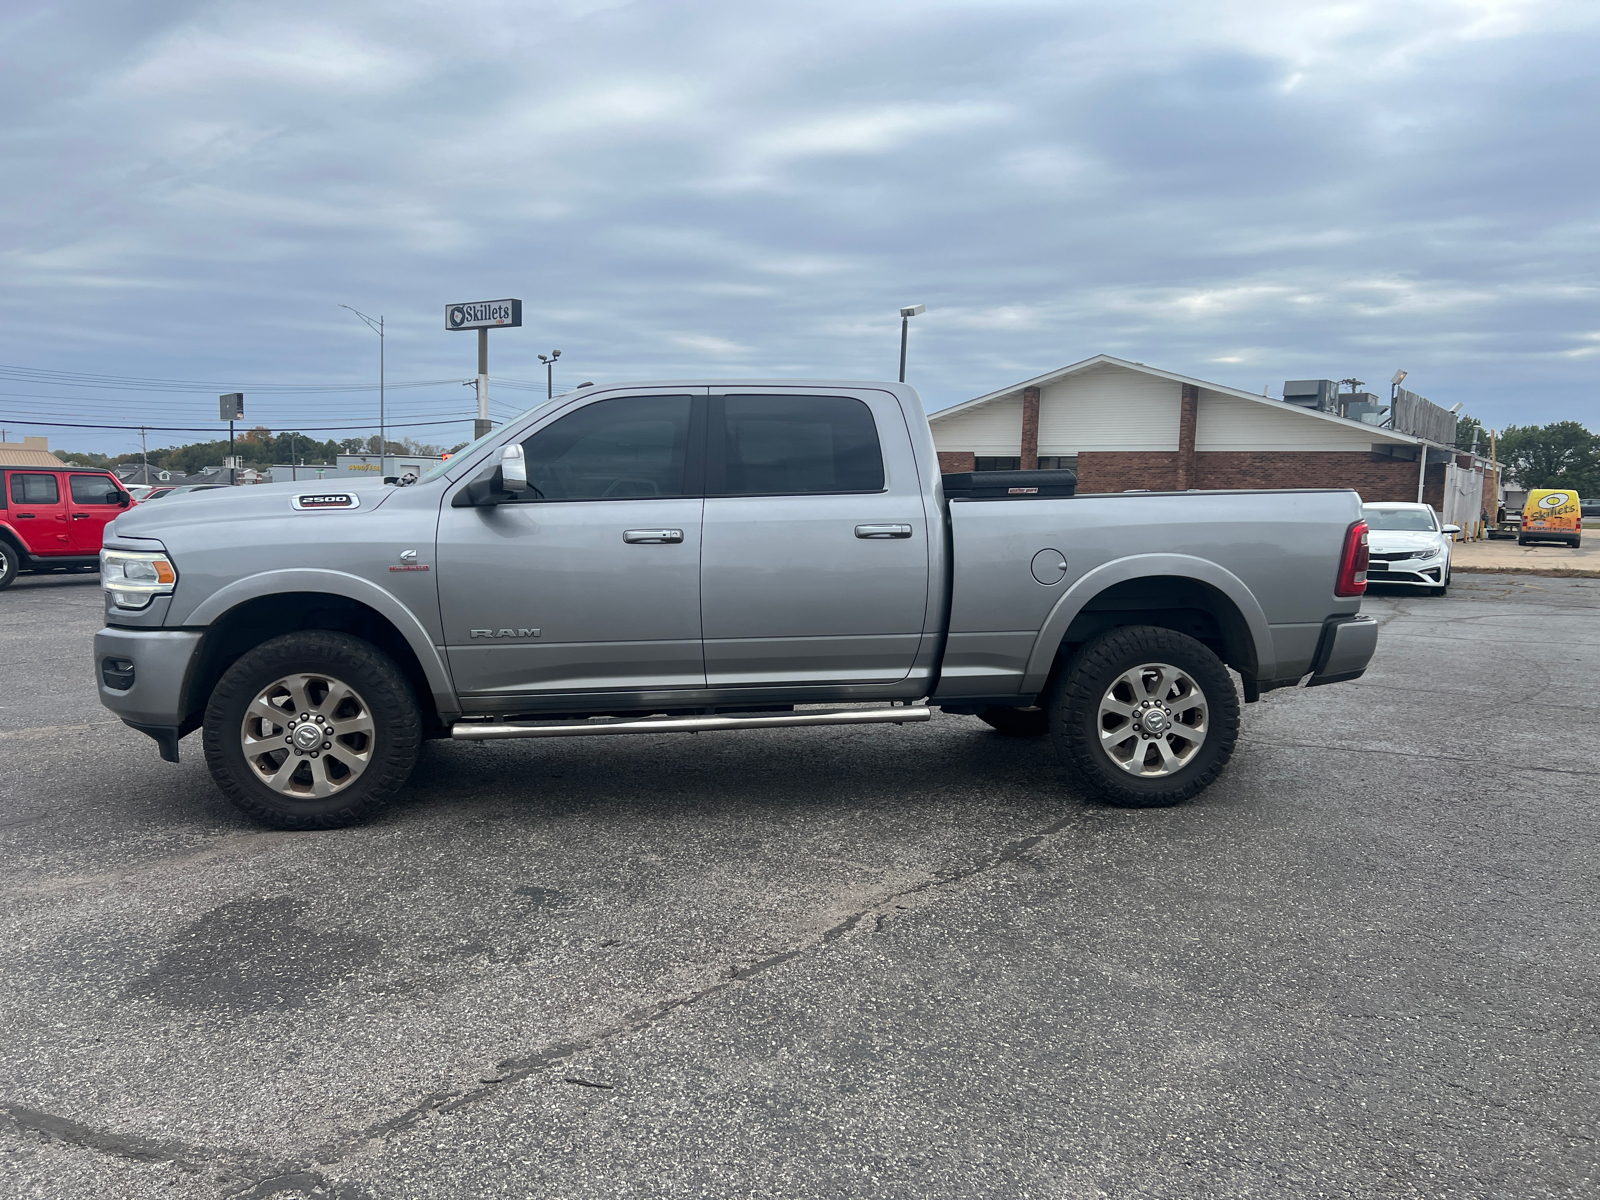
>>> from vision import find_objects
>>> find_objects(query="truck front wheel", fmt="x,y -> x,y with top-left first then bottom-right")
202,631 -> 422,830
1048,626 -> 1239,808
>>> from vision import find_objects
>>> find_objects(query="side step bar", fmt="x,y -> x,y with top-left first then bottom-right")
451,705 -> 932,742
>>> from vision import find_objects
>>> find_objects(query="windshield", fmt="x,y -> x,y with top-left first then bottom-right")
1363,506 -> 1437,531
417,403 -> 545,485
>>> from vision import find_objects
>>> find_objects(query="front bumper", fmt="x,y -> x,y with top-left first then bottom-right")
94,627 -> 204,761
1367,558 -> 1446,586
1306,614 -> 1379,687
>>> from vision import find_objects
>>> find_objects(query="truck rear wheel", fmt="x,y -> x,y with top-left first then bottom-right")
976,706 -> 1049,737
0,542 -> 16,590
202,631 -> 421,830
1048,626 -> 1239,808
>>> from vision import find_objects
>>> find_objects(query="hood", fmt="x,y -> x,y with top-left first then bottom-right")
110,478 -> 397,539
1367,529 -> 1444,551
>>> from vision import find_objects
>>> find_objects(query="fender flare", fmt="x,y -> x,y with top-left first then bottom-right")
183,568 -> 457,714
1020,553 -> 1276,693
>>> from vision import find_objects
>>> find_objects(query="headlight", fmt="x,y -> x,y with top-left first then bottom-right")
101,550 -> 177,610
1417,546 -> 1442,560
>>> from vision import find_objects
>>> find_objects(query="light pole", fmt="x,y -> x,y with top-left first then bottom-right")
898,304 -> 925,383
539,350 -> 562,399
341,305 -> 386,475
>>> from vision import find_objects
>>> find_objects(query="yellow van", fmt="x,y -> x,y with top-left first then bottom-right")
1520,489 -> 1582,547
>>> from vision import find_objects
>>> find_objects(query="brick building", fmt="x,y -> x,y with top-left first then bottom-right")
930,354 -> 1492,511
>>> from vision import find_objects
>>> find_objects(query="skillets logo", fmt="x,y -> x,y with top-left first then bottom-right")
291,493 -> 359,511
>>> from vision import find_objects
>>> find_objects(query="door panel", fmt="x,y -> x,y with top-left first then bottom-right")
7,472 -> 70,555
67,474 -> 124,553
700,392 -> 929,687
437,392 -> 706,698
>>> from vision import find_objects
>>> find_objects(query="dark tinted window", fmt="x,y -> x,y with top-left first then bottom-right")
520,395 -> 693,501
70,474 -> 120,504
974,457 -> 1021,472
10,473 -> 60,505
713,395 -> 883,496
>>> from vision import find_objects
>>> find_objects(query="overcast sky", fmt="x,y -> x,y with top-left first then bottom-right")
2,0 -> 1596,456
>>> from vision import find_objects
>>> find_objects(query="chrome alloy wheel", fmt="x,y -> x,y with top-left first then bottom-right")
240,672 -> 376,798
1097,661 -> 1209,777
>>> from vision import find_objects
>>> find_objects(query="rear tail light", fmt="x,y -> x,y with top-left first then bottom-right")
1335,520 -> 1369,597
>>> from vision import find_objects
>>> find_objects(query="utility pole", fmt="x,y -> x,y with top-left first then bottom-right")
140,427 -> 148,483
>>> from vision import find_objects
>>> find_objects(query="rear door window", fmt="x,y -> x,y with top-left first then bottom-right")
70,474 -> 121,504
709,395 -> 884,496
10,472 -> 60,505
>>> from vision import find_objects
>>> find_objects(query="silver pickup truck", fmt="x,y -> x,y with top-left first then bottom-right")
94,381 -> 1377,829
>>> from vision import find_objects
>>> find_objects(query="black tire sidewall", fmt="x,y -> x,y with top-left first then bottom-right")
1049,626 -> 1240,807
0,542 -> 16,589
203,631 -> 421,829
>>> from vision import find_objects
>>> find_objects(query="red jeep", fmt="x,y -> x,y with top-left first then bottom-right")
0,466 -> 133,589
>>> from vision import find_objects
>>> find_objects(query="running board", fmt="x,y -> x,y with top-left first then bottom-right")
450,705 -> 932,742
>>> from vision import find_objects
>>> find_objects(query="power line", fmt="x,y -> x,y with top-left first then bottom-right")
0,417 -> 484,434
0,364 -> 469,394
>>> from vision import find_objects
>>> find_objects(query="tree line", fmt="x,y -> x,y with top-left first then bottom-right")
1456,418 -> 1600,497
58,429 -> 466,475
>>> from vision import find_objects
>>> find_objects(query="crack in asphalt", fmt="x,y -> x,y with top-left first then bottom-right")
2,810 -> 1085,1199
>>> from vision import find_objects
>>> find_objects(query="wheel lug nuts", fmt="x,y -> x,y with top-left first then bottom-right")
322,741 -> 331,750
310,751 -> 319,758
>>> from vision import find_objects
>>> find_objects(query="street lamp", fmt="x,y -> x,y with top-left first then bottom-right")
898,304 -> 925,383
340,305 -> 386,475
538,350 -> 562,399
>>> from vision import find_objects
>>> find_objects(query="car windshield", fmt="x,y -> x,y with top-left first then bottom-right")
416,400 -> 555,485
1364,507 -> 1436,531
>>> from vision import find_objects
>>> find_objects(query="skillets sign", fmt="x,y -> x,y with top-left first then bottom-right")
446,300 -> 522,330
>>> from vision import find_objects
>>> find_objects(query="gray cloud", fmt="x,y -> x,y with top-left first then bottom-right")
1,0 -> 1595,454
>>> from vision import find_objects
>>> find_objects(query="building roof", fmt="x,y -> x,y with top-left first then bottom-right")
0,436 -> 66,467
929,354 -> 1423,449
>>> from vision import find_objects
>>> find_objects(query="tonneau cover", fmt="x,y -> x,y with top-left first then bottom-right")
941,469 -> 1077,499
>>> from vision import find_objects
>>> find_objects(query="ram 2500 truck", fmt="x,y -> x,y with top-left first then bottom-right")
94,381 -> 1377,829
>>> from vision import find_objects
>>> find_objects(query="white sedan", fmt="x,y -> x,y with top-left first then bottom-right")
1362,502 -> 1460,596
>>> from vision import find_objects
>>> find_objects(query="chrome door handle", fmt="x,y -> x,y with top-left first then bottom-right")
623,528 -> 684,543
855,524 -> 913,539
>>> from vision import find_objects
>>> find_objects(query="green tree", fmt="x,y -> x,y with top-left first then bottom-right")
1455,415 -> 1487,452
1497,421 -> 1600,496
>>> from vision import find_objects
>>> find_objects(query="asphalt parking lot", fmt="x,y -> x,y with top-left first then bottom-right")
2,572 -> 1596,1200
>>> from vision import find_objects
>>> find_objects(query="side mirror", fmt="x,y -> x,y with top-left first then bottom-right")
500,444 -> 528,493
1441,524 -> 1461,535
114,491 -> 130,507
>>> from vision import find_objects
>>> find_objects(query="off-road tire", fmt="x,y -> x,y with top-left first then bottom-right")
976,706 -> 1049,737
203,631 -> 421,830
0,541 -> 17,590
1048,625 -> 1239,808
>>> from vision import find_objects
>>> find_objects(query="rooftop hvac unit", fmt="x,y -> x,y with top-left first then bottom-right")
1283,379 -> 1338,411
1338,392 -> 1389,425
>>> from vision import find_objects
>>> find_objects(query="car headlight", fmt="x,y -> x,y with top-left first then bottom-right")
101,549 -> 177,610
1417,546 -> 1442,560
